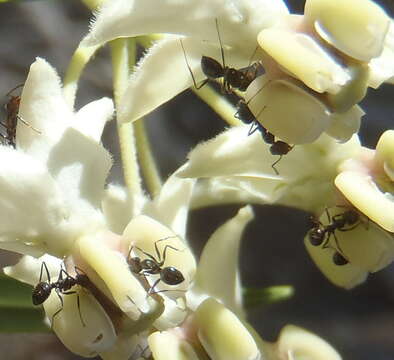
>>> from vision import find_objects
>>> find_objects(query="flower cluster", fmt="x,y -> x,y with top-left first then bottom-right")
0,0 -> 393,359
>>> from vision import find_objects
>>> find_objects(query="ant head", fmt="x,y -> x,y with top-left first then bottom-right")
308,227 -> 325,246
32,282 -> 52,305
201,56 -> 224,79
128,256 -> 142,274
161,266 -> 185,286
333,252 -> 348,266
270,141 -> 292,156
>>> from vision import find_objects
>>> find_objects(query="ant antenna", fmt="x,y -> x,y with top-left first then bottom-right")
215,18 -> 226,69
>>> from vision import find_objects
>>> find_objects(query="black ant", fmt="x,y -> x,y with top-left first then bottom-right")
181,19 -> 262,94
32,262 -> 89,327
308,208 -> 361,266
236,100 -> 293,175
1,84 -> 40,147
127,237 -> 185,295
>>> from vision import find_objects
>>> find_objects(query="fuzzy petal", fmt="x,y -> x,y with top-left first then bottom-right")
3,254 -> 62,286
143,169 -> 195,240
0,147 -> 74,257
17,58 -> 73,155
102,184 -> 135,235
73,97 -> 114,142
118,36 -> 250,123
84,0 -> 288,48
46,127 -> 112,213
188,206 -> 254,316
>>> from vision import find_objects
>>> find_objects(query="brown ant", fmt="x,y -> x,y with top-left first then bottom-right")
127,237 -> 185,295
32,262 -> 89,327
181,19 -> 262,94
308,208 -> 361,266
236,100 -> 293,175
1,84 -> 40,147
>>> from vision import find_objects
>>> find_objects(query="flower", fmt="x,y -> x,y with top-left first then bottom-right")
83,0 -> 394,145
177,125 -> 394,288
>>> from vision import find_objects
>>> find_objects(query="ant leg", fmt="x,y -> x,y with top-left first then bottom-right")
51,289 -> 64,329
153,236 -> 179,262
215,18 -> 226,69
248,121 -> 261,136
39,262 -> 51,283
324,207 -> 332,224
62,290 -> 85,327
147,278 -> 161,295
331,231 -> 345,256
134,246 -> 159,263
127,245 -> 135,263
6,84 -> 24,97
158,245 -> 183,267
180,40 -> 209,90
321,232 -> 332,249
16,115 -> 41,134
271,155 -> 282,175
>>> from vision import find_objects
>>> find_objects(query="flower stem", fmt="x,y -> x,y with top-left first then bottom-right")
192,86 -> 242,127
63,42 -> 101,109
110,38 -> 143,198
134,119 -> 162,196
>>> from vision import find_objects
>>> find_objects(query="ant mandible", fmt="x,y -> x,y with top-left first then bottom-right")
181,19 -> 262,94
1,84 -> 40,147
127,236 -> 185,295
32,262 -> 89,327
308,208 -> 361,266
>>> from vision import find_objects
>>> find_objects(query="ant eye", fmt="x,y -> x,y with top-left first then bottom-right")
161,267 -> 184,286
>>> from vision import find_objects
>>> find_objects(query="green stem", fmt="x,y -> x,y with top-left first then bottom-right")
110,39 -> 143,198
63,42 -> 101,108
192,86 -> 242,126
134,119 -> 162,196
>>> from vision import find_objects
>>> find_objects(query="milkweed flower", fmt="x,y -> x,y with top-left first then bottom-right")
177,125 -> 394,289
83,0 -> 393,145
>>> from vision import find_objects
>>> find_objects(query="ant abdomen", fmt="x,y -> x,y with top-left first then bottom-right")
32,282 -> 52,305
201,56 -> 224,79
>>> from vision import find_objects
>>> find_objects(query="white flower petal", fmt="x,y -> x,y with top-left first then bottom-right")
44,287 -> 116,357
369,21 -> 394,88
72,97 -> 114,142
0,147 -> 74,257
305,0 -> 390,61
258,28 -> 350,93
188,206 -> 254,316
143,169 -> 195,239
46,127 -> 112,213
77,233 -> 149,318
246,77 -> 330,144
102,184 -> 135,235
335,171 -> 394,232
118,36 -> 251,123
276,325 -> 341,360
325,105 -> 364,143
18,58 -> 72,154
375,130 -> 394,182
3,254 -> 62,286
195,298 -> 260,360
122,215 -> 196,298
178,126 -> 283,179
149,331 -> 200,360
84,0 -> 288,48
305,238 -> 367,289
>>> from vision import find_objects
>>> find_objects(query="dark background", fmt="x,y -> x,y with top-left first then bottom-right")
0,0 -> 393,359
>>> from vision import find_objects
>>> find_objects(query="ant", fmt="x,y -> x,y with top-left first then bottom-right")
127,237 -> 185,295
32,262 -> 89,327
1,84 -> 40,147
181,19 -> 262,94
236,100 -> 293,175
308,208 -> 361,266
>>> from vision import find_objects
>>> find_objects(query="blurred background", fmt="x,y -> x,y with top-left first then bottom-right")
0,0 -> 393,359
